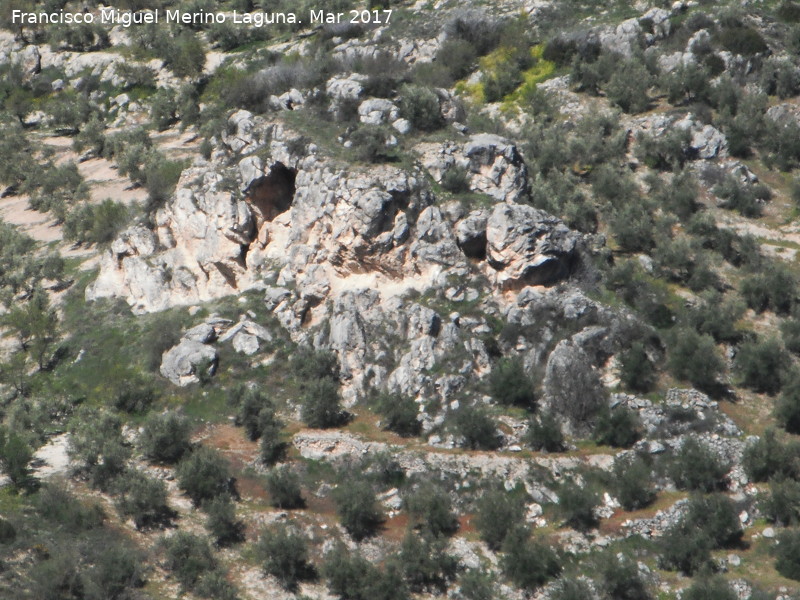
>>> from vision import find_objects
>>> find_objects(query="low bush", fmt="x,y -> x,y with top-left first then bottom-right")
450,404 -> 500,450
139,411 -> 192,464
176,446 -> 233,506
741,263 -> 797,314
777,370 -> 800,434
0,427 -> 32,488
350,125 -> 394,163
668,437 -> 729,492
334,478 -> 384,541
161,531 -> 216,589
375,392 -> 421,437
399,531 -> 458,593
613,454 -> 655,511
735,337 -> 790,395
255,524 -> 315,591
322,543 -> 409,600
618,341 -> 656,393
760,478 -> 800,526
302,378 -> 346,428
204,495 -> 244,546
593,406 -> 641,448
776,529 -> 800,580
68,409 -> 131,490
524,410 -> 565,452
399,85 -> 442,131
404,482 -> 459,537
682,576 -> 737,600
500,527 -> 561,590
114,469 -> 174,530
596,553 -> 653,600
489,356 -> 535,408
266,466 -> 305,509
558,479 -> 599,531
474,485 -> 526,550
743,428 -> 800,481
659,494 -> 742,574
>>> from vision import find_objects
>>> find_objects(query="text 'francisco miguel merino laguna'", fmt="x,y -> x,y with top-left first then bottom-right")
11,9 -> 393,27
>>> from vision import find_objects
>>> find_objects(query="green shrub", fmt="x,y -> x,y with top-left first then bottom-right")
735,337 -> 789,395
593,406 -> 641,448
302,378 -> 346,428
549,578 -> 594,600
114,469 -> 174,530
194,568 -> 239,600
613,454 -> 654,511
235,387 -> 277,441
682,576 -> 737,600
291,346 -> 339,381
266,466 -> 304,509
596,553 -> 652,600
634,128 -> 690,171
255,524 -> 314,591
741,263 -> 797,314
558,479 -> 599,531
69,409 -> 131,490
350,125 -> 394,163
0,427 -> 32,488
167,31 -> 207,78
500,526 -> 561,590
161,531 -> 216,589
777,370 -> 800,434
717,24 -> 768,56
668,437 -> 729,492
455,568 -> 495,600
489,356 -> 535,408
659,494 -> 742,574
474,486 -> 526,550
743,428 -> 800,481
399,85 -> 442,131
375,392 -> 421,437
144,157 -> 186,212
524,410 -> 565,452
782,318 -> 800,354
322,543 -> 409,600
334,478 -> 384,541
204,495 -> 244,546
667,329 -> 723,391
618,342 -> 656,393
399,530 -> 458,593
112,377 -> 157,414
440,165 -> 471,193
714,176 -> 768,218
775,529 -> 800,580
176,446 -> 233,506
604,57 -> 651,113
404,482 -> 459,537
36,483 -> 105,532
139,411 -> 192,464
150,88 -> 177,130
760,478 -> 800,526
450,404 -> 500,450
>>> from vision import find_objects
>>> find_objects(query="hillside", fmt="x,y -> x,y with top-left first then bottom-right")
2,1 -> 800,599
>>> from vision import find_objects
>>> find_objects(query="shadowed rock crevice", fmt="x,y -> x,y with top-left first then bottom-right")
244,162 -> 297,222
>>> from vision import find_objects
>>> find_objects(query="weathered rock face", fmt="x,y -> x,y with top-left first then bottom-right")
485,203 -> 579,289
160,340 -> 218,386
89,110 -> 601,404
543,339 -> 606,433
416,134 -> 530,203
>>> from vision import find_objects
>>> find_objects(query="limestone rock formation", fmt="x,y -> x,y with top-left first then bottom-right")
160,340 -> 218,387
485,203 -> 579,289
416,134 -> 530,203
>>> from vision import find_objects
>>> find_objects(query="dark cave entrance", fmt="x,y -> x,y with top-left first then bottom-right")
244,162 -> 297,222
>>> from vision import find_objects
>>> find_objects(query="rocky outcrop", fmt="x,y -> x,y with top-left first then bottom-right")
160,340 -> 217,386
415,134 -> 530,203
485,203 -> 579,288
544,339 -> 606,433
